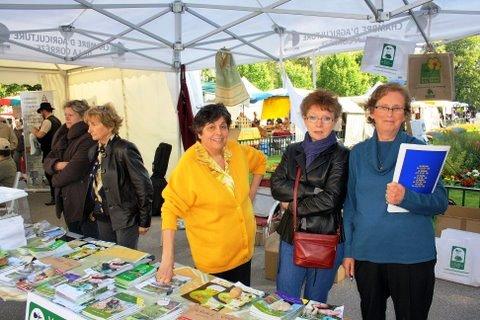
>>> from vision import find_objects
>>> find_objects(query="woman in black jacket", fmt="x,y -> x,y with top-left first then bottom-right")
85,103 -> 153,249
44,100 -> 97,237
271,89 -> 349,303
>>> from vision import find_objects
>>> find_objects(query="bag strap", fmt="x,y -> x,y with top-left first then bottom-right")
292,166 -> 301,232
292,166 -> 341,237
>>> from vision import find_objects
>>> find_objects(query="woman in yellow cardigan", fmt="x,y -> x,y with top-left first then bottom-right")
156,104 -> 266,285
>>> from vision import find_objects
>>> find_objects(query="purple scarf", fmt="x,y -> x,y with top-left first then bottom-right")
302,131 -> 337,168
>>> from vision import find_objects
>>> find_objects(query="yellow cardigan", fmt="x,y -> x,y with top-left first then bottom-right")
162,140 -> 266,274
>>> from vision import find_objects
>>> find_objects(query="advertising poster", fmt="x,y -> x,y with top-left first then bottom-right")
20,91 -> 55,190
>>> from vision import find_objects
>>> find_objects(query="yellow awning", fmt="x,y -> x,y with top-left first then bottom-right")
261,96 -> 290,120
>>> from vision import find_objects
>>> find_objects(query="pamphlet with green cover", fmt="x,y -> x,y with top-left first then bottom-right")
115,263 -> 157,288
126,300 -> 182,320
82,291 -> 144,320
249,293 -> 303,319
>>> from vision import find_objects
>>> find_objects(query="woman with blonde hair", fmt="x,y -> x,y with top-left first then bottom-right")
85,103 -> 152,249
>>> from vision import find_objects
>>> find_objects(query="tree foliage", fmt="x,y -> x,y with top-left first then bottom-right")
316,53 -> 371,96
0,83 -> 42,98
237,62 -> 278,90
444,36 -> 480,110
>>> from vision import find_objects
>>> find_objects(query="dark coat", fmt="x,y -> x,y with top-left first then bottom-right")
271,142 -> 349,244
44,122 -> 96,223
88,135 -> 153,231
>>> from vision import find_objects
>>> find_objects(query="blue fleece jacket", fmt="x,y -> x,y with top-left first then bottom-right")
343,131 -> 448,264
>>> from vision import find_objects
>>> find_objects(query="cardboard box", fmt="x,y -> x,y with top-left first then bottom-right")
435,206 -> 480,237
255,226 -> 266,246
264,232 -> 280,280
334,265 -> 346,283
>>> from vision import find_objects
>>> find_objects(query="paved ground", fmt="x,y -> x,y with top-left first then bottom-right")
2,191 -> 479,319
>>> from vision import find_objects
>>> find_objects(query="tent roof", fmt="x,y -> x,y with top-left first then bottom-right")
0,1 -> 479,72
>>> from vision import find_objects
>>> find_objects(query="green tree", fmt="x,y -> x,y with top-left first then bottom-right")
444,36 -> 480,110
237,62 -> 277,90
283,60 -> 313,89
316,53 -> 371,96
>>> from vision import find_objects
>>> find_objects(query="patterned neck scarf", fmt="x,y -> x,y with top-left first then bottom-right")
194,142 -> 235,195
92,135 -> 115,205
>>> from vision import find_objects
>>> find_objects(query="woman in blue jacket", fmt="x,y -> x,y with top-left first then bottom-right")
342,83 -> 448,320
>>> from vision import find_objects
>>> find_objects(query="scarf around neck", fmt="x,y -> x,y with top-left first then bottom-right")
302,131 -> 337,168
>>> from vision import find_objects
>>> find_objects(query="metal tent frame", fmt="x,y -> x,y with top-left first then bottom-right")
1,1 -> 479,71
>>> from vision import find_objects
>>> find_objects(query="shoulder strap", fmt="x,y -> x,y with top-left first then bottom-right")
292,166 -> 301,232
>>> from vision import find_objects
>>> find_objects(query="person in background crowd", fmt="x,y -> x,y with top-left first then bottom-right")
156,104 -> 266,286
0,138 -> 16,187
43,100 -> 98,237
13,118 -> 24,172
0,116 -> 18,152
31,102 -> 61,206
343,83 -> 448,320
85,103 -> 152,249
270,89 -> 349,303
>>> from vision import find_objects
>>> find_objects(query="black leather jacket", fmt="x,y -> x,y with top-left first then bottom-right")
88,135 -> 153,231
271,142 -> 349,244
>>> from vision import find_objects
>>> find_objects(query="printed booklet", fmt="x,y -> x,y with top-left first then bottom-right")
295,300 -> 344,319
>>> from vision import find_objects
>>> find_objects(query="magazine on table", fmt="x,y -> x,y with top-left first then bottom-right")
249,292 -> 304,320
388,143 -> 450,213
115,262 -> 158,289
82,291 -> 144,320
295,300 -> 344,319
85,258 -> 134,278
32,272 -> 81,298
62,243 -> 100,260
0,260 -> 53,289
54,273 -> 115,305
135,274 -> 191,296
182,277 -> 260,311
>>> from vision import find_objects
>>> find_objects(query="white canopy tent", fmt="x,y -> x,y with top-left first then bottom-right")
0,1 -> 479,71
1,1 -> 479,173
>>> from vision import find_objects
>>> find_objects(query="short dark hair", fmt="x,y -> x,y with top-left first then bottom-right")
192,104 -> 232,140
300,89 -> 342,119
365,83 -> 412,124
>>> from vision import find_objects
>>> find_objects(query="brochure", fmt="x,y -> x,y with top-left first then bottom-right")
135,274 -> 190,296
182,278 -> 259,311
86,258 -> 134,278
115,263 -> 158,289
54,273 -> 114,304
295,300 -> 344,319
249,293 -> 304,320
82,291 -> 144,320
388,143 -> 450,213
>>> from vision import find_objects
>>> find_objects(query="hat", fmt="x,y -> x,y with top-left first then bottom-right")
37,102 -> 54,113
0,138 -> 11,151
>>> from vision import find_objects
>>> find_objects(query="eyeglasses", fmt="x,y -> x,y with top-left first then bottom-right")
375,105 -> 405,114
305,115 -> 334,124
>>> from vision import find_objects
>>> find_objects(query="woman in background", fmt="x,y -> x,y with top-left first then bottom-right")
44,100 -> 97,237
85,103 -> 152,249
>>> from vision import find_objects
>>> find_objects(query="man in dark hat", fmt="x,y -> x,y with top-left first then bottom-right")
31,102 -> 61,205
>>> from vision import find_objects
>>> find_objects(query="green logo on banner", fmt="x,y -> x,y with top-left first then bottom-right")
450,246 -> 467,270
28,301 -> 66,320
380,43 -> 396,67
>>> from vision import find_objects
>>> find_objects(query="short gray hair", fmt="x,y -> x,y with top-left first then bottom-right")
63,100 -> 90,117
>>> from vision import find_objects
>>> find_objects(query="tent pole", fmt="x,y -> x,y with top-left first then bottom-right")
401,0 -> 433,50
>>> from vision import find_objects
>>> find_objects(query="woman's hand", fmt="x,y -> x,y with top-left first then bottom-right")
386,182 -> 406,205
54,161 -> 68,171
138,227 -> 149,235
342,258 -> 355,279
156,258 -> 174,284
